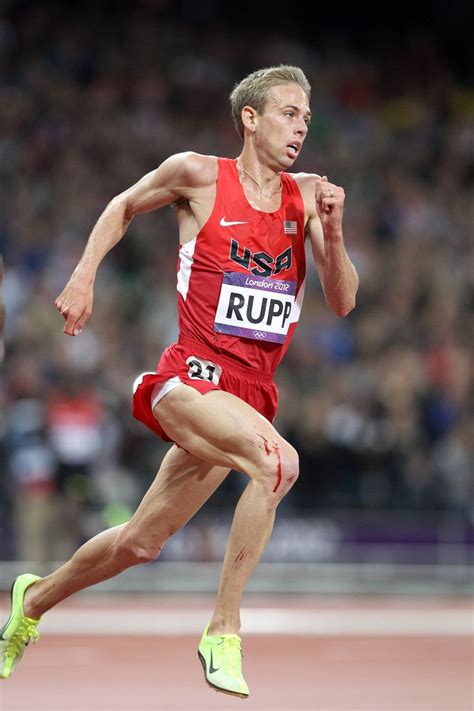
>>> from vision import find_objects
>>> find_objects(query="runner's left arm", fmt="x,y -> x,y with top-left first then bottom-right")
304,174 -> 358,317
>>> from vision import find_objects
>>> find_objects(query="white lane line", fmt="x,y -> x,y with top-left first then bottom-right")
17,608 -> 473,636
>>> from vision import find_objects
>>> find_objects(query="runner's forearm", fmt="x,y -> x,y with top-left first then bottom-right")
322,232 -> 358,317
72,197 -> 132,282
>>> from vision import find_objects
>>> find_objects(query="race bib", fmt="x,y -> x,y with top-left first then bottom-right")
214,272 -> 296,344
186,356 -> 222,384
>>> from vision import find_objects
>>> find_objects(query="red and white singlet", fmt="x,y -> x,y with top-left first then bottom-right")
132,157 -> 306,440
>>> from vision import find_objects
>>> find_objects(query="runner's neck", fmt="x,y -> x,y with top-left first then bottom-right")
236,159 -> 282,199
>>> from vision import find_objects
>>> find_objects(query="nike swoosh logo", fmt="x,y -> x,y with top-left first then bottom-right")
209,650 -> 220,674
220,217 -> 248,227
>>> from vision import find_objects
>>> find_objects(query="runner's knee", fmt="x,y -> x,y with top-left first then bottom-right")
113,525 -> 163,566
252,437 -> 299,502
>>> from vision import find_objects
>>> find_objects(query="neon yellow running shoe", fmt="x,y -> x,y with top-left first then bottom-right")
0,574 -> 42,679
198,624 -> 249,698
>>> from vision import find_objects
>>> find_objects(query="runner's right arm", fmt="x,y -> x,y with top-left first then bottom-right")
56,152 -> 210,336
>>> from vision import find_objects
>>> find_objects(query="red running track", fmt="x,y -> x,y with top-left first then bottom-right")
0,596 -> 472,711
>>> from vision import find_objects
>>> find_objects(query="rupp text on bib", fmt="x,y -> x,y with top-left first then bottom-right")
214,272 -> 296,344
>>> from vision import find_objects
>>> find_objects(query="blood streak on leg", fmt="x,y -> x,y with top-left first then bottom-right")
257,433 -> 282,493
257,433 -> 272,456
272,444 -> 282,493
233,547 -> 246,567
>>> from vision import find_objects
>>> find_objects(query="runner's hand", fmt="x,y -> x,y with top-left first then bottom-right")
55,278 -> 94,336
315,175 -> 345,236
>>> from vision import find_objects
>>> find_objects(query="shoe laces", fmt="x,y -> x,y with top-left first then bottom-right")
6,619 -> 40,659
218,636 -> 243,677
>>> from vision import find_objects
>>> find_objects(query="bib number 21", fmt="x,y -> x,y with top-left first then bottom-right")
186,356 -> 222,386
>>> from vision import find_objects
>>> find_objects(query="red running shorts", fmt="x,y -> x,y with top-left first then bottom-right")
132,335 -> 278,442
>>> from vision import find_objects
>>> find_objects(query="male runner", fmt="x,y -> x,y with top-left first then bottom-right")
0,65 -> 358,697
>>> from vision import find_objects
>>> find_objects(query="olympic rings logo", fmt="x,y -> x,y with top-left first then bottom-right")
253,331 -> 266,339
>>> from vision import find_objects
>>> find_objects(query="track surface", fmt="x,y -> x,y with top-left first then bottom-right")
0,595 -> 472,711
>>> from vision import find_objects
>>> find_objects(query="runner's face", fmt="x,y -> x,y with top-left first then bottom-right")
256,83 -> 311,169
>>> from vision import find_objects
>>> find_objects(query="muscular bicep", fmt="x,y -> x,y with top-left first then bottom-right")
116,152 -> 214,218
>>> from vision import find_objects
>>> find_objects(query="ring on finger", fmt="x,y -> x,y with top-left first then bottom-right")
328,188 -> 335,197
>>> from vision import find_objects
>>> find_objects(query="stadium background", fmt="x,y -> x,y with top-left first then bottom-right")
0,2 -> 472,709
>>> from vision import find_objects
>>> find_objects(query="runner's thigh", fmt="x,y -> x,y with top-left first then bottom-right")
153,385 -> 297,480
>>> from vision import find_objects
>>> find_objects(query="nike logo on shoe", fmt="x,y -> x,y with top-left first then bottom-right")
209,650 -> 220,674
220,217 -> 248,227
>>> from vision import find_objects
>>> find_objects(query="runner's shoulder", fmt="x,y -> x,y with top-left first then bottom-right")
168,152 -> 218,189
290,171 -> 322,189
288,172 -> 321,211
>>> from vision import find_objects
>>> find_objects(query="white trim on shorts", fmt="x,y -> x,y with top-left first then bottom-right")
132,372 -> 183,412
150,376 -> 183,410
132,372 -> 156,394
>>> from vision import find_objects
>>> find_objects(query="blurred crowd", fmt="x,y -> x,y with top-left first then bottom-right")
0,3 -> 472,561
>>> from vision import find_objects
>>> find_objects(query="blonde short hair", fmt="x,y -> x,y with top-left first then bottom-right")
230,65 -> 311,138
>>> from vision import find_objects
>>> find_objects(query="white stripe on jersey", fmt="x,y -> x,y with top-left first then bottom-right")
177,237 -> 197,301
289,277 -> 305,323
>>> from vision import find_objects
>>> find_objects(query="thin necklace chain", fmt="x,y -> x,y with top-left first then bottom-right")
236,159 -> 282,199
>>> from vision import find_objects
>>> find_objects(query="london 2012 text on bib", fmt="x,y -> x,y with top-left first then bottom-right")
214,272 -> 296,343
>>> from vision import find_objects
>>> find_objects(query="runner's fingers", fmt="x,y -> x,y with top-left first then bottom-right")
317,192 -> 337,207
55,296 -> 72,317
64,309 -> 83,336
73,315 -> 89,336
319,197 -> 339,213
316,180 -> 337,204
